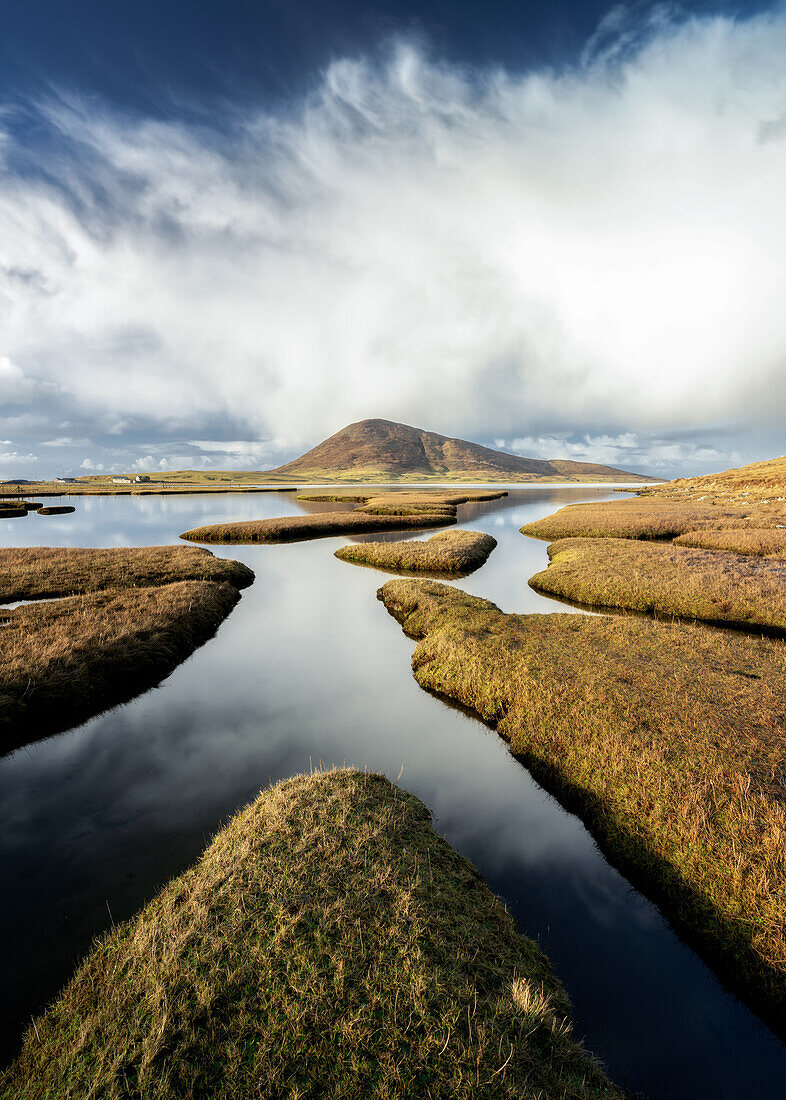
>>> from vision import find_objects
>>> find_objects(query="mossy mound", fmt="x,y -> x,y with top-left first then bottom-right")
2,770 -> 622,1099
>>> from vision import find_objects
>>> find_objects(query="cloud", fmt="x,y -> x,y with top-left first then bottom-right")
496,430 -> 730,473
1,7 -> 786,478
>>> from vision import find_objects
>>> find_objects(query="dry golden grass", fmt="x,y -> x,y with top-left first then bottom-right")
0,580 -> 242,754
181,491 -> 506,545
0,546 -> 254,752
675,527 -> 786,558
641,455 -> 786,503
378,580 -> 786,1026
1,769 -> 623,1100
335,530 -> 497,576
529,538 -> 786,634
181,510 -> 453,543
0,546 -> 254,603
520,498 -> 783,541
0,484 -> 299,497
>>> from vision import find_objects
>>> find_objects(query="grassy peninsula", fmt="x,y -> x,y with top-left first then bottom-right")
0,546 -> 253,753
519,498 -> 780,541
0,545 -> 253,603
1,769 -> 623,1100
180,490 -> 506,544
336,529 -> 497,576
378,579 -> 786,1028
529,538 -> 786,634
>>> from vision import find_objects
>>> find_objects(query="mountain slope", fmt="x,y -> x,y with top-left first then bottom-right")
643,455 -> 786,503
269,419 -> 655,483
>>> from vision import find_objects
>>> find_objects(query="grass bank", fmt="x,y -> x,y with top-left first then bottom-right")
181,490 -> 506,545
1,769 -> 623,1100
0,546 -> 254,752
529,538 -> 786,634
0,580 -> 244,754
637,455 -> 786,504
181,510 -> 453,543
0,483 -> 299,497
0,545 -> 253,603
519,498 -> 780,541
675,527 -> 786,558
335,529 -> 497,576
378,580 -> 786,1029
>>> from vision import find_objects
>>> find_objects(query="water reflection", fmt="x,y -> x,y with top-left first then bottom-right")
0,488 -> 784,1098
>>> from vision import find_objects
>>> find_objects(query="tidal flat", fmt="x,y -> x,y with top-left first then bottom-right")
2,488 -> 786,1099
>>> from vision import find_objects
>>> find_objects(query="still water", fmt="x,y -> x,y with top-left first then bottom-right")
1,487 -> 784,1098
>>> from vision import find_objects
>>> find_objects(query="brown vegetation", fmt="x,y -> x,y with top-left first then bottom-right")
0,484 -> 298,498
378,579 -> 786,1027
519,498 -> 784,541
0,546 -> 254,752
181,510 -> 453,543
336,529 -> 497,576
675,527 -> 786,558
180,490 -> 506,544
529,538 -> 786,634
0,580 -> 243,754
0,546 -> 253,604
36,506 -> 75,516
640,455 -> 786,503
1,769 -> 623,1099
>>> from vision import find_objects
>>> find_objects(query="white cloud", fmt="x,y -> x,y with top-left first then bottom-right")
1,8 -> 786,477
497,430 -> 729,472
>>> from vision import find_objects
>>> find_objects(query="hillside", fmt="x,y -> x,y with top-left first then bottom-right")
641,455 -> 786,503
267,419 -> 655,483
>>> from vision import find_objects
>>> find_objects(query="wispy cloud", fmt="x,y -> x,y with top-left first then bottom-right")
1,6 -> 786,477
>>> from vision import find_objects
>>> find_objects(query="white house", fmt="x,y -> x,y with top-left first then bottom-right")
112,476 -> 132,484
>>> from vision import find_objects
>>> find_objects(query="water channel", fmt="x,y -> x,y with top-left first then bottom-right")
1,487 -> 784,1097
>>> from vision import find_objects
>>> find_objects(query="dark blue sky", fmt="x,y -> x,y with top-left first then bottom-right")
0,1 -> 761,113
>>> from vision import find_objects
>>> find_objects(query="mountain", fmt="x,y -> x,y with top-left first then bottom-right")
644,455 -> 786,503
267,419 -> 656,483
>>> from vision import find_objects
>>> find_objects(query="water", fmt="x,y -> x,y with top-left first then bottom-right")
1,487 -> 785,1098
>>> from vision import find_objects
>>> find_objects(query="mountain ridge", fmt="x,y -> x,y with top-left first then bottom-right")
268,418 -> 657,483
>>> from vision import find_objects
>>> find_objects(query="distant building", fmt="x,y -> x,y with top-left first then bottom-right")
134,475 -> 151,483
112,476 -> 132,484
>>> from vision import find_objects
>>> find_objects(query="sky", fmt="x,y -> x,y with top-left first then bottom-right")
0,1 -> 784,479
